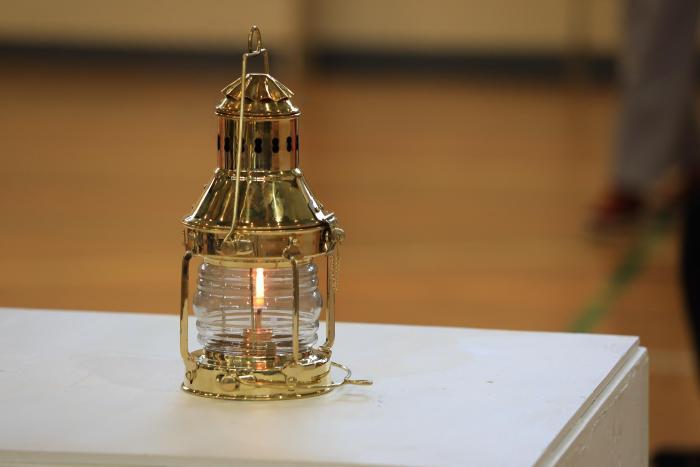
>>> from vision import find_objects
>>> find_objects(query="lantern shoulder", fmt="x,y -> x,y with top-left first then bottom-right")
181,168 -> 341,261
183,168 -> 328,231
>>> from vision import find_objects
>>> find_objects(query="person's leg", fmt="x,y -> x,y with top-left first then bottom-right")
678,104 -> 700,180
614,0 -> 700,193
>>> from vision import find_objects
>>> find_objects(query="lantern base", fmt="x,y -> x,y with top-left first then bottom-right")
181,348 -> 335,400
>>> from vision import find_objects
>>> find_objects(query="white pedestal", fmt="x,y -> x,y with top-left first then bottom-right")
0,308 -> 647,466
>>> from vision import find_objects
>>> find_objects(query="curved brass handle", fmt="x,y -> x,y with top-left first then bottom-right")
224,26 -> 271,249
320,362 -> 373,388
235,361 -> 373,390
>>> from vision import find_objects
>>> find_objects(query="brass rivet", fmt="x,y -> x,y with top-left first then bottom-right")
218,374 -> 239,391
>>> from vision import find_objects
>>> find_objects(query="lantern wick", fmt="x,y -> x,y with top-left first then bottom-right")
253,308 -> 262,330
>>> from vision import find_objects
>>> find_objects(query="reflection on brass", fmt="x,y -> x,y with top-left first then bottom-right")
217,73 -> 300,119
179,26 -> 371,400
184,169 -> 327,232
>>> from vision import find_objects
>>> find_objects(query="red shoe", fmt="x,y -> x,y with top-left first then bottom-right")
589,188 -> 645,233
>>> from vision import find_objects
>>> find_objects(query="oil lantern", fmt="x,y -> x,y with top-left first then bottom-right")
178,26 -> 371,400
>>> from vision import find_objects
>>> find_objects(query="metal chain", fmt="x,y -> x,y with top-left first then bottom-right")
330,243 -> 341,292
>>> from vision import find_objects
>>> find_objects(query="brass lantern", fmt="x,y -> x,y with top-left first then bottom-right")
179,26 -> 371,400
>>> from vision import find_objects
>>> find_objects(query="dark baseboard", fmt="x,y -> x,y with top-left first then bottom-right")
0,41 -> 251,72
0,41 -> 618,81
311,48 -> 618,82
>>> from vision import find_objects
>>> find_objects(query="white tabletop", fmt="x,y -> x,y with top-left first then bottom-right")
0,308 -> 646,467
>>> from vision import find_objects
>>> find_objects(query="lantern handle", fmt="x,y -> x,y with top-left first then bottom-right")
321,242 -> 339,351
224,26 -> 270,248
324,361 -> 373,388
289,255 -> 302,364
180,251 -> 198,381
236,361 -> 372,390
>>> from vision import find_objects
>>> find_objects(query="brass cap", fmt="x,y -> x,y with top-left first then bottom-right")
216,73 -> 300,119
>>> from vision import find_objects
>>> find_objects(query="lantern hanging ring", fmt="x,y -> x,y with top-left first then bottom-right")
248,25 -> 262,53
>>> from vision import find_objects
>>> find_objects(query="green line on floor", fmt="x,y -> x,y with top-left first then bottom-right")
569,205 -> 676,333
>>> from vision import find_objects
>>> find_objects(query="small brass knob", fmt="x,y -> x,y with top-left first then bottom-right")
217,374 -> 239,391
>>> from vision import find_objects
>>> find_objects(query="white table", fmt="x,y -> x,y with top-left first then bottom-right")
0,308 -> 648,467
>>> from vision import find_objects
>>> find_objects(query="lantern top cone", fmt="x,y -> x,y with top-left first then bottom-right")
217,73 -> 300,118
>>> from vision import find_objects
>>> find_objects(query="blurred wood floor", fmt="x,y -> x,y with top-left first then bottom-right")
0,56 -> 698,450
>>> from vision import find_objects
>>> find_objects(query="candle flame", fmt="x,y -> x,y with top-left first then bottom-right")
254,268 -> 265,308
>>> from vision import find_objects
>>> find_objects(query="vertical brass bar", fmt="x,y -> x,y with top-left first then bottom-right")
223,54 -> 247,246
221,265 -> 227,335
180,251 -> 194,366
249,268 -> 255,328
290,257 -> 301,363
322,254 -> 336,351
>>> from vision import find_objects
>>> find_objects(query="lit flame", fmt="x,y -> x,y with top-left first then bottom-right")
254,268 -> 265,309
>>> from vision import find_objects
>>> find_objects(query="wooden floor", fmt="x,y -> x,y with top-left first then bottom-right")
0,56 -> 698,450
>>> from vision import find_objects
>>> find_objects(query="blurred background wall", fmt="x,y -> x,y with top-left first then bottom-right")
0,0 -> 619,55
0,0 -> 697,455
